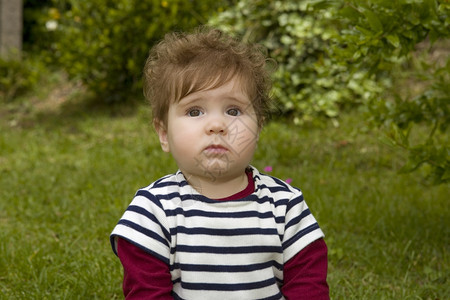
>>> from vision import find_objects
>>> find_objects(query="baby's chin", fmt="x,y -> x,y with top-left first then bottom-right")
182,164 -> 246,183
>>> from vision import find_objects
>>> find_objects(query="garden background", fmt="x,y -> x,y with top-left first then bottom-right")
0,0 -> 448,299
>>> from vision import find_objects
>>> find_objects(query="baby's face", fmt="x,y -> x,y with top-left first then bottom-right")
156,76 -> 259,183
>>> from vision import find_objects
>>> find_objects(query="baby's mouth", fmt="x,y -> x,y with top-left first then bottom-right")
203,144 -> 229,155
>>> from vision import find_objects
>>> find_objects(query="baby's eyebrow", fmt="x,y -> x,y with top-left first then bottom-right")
231,96 -> 249,103
225,96 -> 253,108
177,95 -> 203,106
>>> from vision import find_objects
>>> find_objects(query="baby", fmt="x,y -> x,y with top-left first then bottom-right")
110,27 -> 329,299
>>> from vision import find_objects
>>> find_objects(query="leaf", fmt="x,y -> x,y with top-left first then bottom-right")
398,157 -> 423,173
355,25 -> 374,36
280,35 -> 294,45
441,167 -> 450,182
378,133 -> 397,148
362,8 -> 383,33
386,34 -> 400,48
338,6 -> 362,21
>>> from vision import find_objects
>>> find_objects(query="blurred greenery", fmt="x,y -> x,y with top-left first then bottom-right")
21,0 -> 235,102
0,1 -> 449,297
67,0 -> 236,102
0,53 -> 46,102
210,0 -> 382,124
330,0 -> 449,184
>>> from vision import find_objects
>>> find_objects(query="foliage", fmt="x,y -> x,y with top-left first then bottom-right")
331,0 -> 449,69
330,0 -> 450,184
374,53 -> 449,184
42,0 -> 233,102
211,0 -> 449,183
0,54 -> 44,102
209,0 -> 382,124
0,1 -> 59,103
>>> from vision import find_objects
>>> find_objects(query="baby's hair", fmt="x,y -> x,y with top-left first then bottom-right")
143,26 -> 273,128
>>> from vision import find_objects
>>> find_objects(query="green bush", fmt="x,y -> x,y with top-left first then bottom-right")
209,0 -> 382,124
0,55 -> 43,102
0,1 -> 64,103
0,1 -> 55,102
331,0 -> 449,184
45,0 -> 233,102
211,0 -> 449,183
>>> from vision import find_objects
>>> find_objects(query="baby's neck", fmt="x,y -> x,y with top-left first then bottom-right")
186,171 -> 249,199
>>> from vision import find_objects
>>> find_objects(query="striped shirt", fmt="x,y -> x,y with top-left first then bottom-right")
110,166 -> 324,299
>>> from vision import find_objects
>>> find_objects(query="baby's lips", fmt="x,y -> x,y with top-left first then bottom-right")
203,144 -> 229,154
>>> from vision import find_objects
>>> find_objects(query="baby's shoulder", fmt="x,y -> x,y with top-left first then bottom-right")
143,173 -> 179,189
255,171 -> 301,196
131,173 -> 183,204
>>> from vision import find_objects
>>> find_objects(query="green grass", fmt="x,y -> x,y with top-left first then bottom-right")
0,86 -> 448,299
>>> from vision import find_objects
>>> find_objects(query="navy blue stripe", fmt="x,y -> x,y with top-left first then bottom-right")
153,180 -> 186,188
267,186 -> 288,193
258,194 -> 281,205
127,205 -> 171,241
134,190 -> 165,210
257,292 -> 284,300
275,216 -> 285,224
148,191 -> 182,201
150,175 -> 171,187
158,193 -> 281,206
180,277 -> 277,291
283,223 -> 320,250
172,226 -> 278,236
165,207 -> 275,219
173,280 -> 283,300
165,208 -> 284,226
117,219 -> 169,248
172,292 -> 184,300
109,236 -> 118,256
286,194 -> 304,214
285,208 -> 311,232
112,235 -> 170,265
271,175 -> 294,187
274,198 -> 288,208
172,260 -> 281,272
173,245 -> 282,254
178,193 -> 259,203
256,183 -> 289,207
172,277 -> 181,285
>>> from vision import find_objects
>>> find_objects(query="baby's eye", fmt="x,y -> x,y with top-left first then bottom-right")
187,108 -> 203,117
227,108 -> 241,116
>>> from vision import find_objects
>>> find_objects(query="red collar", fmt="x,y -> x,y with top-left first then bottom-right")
213,170 -> 254,201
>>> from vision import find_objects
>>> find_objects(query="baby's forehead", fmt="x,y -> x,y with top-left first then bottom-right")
173,74 -> 253,104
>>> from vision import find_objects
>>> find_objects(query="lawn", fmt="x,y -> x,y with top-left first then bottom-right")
0,79 -> 448,299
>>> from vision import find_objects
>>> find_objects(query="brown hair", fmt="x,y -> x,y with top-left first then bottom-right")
143,26 -> 273,129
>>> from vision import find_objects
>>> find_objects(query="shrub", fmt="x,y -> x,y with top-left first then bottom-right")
332,0 -> 449,184
211,0 -> 449,183
0,1 -> 55,103
0,54 -> 43,102
209,0 -> 382,124
44,0 -> 233,102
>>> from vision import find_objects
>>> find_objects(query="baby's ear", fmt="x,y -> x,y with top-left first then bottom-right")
153,119 -> 170,153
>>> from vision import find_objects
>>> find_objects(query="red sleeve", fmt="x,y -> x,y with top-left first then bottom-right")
117,237 -> 173,299
282,238 -> 329,300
